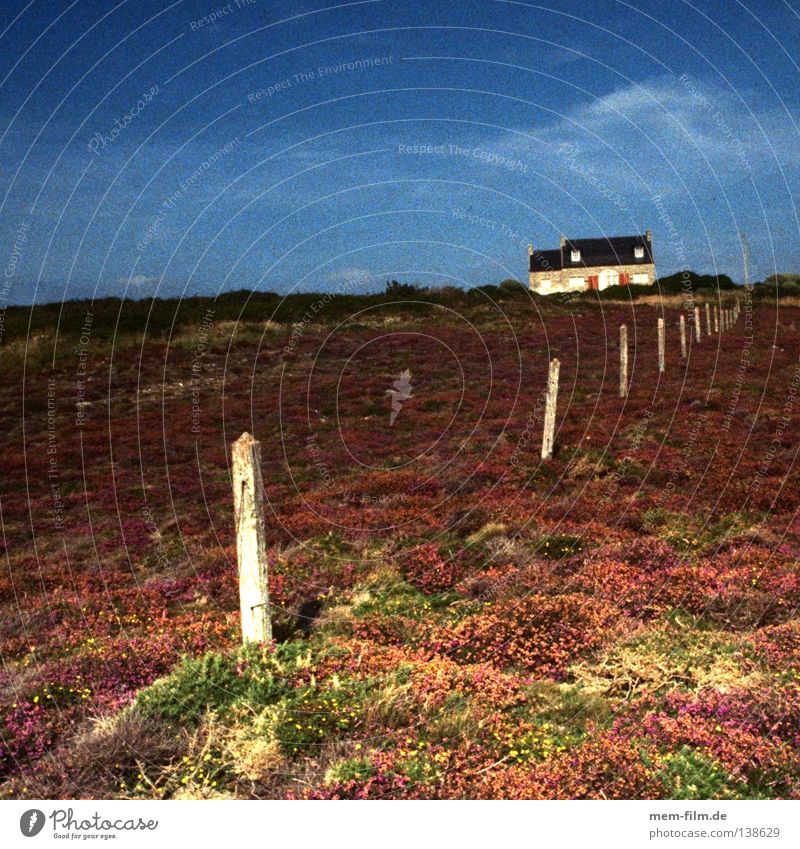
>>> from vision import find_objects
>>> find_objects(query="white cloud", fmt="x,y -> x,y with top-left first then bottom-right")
121,274 -> 160,288
330,266 -> 376,291
537,74 -> 797,201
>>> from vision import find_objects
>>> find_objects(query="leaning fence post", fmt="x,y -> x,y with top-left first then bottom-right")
679,314 -> 687,359
714,305 -> 719,334
705,303 -> 711,336
231,431 -> 272,644
619,325 -> 628,398
541,358 -> 560,460
658,317 -> 665,373
693,306 -> 701,342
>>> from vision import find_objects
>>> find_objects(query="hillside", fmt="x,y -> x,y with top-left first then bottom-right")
1,291 -> 799,799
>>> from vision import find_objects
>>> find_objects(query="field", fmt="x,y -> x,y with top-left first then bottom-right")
1,290 -> 800,799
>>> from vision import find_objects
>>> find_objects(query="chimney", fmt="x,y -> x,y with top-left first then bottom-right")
527,244 -> 533,256
559,234 -> 566,247
645,229 -> 652,242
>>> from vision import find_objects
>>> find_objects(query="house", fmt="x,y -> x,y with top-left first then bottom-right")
528,231 -> 655,294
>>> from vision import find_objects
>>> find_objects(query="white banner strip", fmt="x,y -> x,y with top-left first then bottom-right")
2,799 -> 797,848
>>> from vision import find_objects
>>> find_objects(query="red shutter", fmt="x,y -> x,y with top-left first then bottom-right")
619,273 -> 629,285
588,275 -> 599,290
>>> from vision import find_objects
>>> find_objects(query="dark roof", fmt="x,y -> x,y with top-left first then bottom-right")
530,234 -> 653,272
529,249 -> 562,274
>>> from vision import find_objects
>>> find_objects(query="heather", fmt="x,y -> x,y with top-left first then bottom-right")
1,290 -> 799,799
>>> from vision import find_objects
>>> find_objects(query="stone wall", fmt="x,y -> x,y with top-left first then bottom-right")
529,262 -> 656,295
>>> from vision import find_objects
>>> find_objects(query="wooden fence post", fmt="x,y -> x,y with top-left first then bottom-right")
231,431 -> 272,644
694,307 -> 701,342
705,303 -> 711,336
541,358 -> 560,460
619,324 -> 628,398
714,305 -> 719,333
658,317 -> 665,373
679,314 -> 687,359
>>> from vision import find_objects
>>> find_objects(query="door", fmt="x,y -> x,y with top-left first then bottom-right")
599,270 -> 619,290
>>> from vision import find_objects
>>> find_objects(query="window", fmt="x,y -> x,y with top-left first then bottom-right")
571,249 -> 581,262
568,277 -> 585,289
634,246 -> 645,259
632,273 -> 649,284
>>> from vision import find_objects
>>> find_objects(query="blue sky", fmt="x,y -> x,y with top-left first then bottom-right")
1,0 -> 798,304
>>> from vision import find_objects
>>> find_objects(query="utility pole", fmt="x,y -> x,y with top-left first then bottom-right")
739,231 -> 750,289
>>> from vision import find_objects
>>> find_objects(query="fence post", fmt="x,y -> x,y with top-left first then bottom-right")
693,306 -> 701,342
714,305 -> 719,333
658,317 -> 665,373
705,303 -> 711,336
231,431 -> 272,644
619,324 -> 628,398
679,314 -> 687,359
541,358 -> 560,460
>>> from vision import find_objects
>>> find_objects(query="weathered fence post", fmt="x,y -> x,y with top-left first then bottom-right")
693,306 -> 701,342
541,358 -> 560,460
679,314 -> 687,358
705,303 -> 711,336
619,324 -> 628,398
231,431 -> 272,644
658,317 -> 665,373
714,305 -> 719,333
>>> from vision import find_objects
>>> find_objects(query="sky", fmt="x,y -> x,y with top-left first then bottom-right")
0,0 -> 799,305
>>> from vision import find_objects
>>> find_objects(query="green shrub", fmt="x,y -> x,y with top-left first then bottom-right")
656,746 -> 742,799
325,757 -> 375,785
135,644 -> 301,726
538,534 -> 584,560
